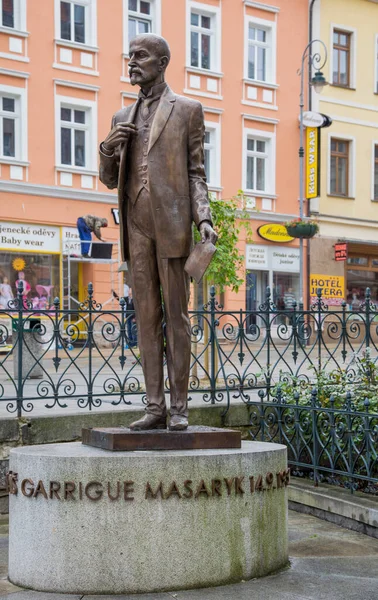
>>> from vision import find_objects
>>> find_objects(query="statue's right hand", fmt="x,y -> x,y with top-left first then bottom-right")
103,122 -> 137,151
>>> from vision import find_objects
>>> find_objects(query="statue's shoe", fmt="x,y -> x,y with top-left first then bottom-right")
169,415 -> 188,431
129,414 -> 167,430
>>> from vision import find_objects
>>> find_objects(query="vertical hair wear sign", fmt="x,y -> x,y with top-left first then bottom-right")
306,127 -> 319,199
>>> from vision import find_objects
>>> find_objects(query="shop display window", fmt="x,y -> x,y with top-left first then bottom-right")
347,270 -> 378,309
0,252 -> 60,311
273,273 -> 300,311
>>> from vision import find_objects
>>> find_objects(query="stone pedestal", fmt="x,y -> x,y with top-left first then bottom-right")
9,441 -> 289,595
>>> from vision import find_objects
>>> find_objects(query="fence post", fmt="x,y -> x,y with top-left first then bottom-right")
209,285 -> 216,404
87,283 -> 94,410
16,280 -> 24,418
316,288 -> 322,375
311,387 -> 319,486
365,287 -> 371,351
265,287 -> 271,399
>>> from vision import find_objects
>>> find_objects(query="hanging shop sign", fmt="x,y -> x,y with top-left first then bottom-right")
257,224 -> 294,243
301,112 -> 333,128
306,127 -> 319,199
0,221 -> 60,253
302,111 -> 325,128
310,274 -> 345,305
334,242 -> 348,261
62,227 -> 81,255
111,208 -> 120,225
246,245 -> 300,273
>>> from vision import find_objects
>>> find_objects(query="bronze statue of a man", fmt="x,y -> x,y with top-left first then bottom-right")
99,34 -> 217,431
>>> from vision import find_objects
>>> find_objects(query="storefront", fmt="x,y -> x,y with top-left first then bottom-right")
346,245 -> 378,308
245,244 -> 300,311
0,221 -> 81,310
309,237 -> 378,309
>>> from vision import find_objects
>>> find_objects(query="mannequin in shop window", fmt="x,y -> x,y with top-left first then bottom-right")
0,277 -> 13,309
16,272 -> 31,296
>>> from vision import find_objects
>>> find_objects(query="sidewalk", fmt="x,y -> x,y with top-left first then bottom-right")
1,511 -> 378,599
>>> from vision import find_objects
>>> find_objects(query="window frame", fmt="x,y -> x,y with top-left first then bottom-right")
55,0 -> 97,48
243,128 -> 275,195
0,85 -> 27,162
204,122 -> 221,189
123,0 -> 161,56
0,0 -> 26,32
187,1 -> 221,73
244,15 -> 276,84
330,23 -> 356,90
332,29 -> 351,88
330,138 -> 349,197
328,134 -> 355,199
372,141 -> 378,201
375,34 -> 378,94
55,95 -> 97,172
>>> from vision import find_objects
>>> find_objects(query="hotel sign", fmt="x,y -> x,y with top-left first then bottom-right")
310,274 -> 345,305
306,127 -> 319,199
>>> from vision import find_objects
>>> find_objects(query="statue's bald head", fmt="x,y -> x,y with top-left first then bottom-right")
128,34 -> 171,89
130,34 -> 171,66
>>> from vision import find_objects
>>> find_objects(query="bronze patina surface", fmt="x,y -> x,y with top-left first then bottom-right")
82,426 -> 241,451
99,34 -> 217,432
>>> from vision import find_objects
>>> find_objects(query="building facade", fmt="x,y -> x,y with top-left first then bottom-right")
310,0 -> 378,308
0,0 -> 309,312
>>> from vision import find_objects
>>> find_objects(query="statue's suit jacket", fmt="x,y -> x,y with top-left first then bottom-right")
99,85 -> 212,261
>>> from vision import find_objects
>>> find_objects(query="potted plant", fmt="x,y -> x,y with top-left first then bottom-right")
284,218 -> 319,239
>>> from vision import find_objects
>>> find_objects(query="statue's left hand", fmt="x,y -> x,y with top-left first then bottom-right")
199,221 -> 218,245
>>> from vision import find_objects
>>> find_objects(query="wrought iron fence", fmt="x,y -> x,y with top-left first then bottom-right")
0,282 -> 377,491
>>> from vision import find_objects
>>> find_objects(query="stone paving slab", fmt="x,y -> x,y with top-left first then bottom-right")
1,512 -> 378,599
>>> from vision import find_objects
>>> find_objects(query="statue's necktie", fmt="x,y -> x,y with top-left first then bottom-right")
141,97 -> 154,119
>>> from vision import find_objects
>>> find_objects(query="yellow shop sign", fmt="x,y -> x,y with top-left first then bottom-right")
257,224 -> 295,243
306,127 -> 319,199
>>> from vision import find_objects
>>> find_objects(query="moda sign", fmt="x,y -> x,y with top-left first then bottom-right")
257,224 -> 294,243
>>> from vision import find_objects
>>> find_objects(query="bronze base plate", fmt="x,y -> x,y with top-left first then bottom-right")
82,426 -> 241,451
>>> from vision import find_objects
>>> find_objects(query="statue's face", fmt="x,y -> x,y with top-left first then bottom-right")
128,39 -> 162,87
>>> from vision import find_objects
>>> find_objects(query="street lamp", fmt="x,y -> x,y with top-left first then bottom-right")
298,41 -> 328,306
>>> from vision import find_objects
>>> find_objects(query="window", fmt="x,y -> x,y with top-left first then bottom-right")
374,144 -> 378,200
203,125 -> 220,188
190,10 -> 214,70
0,252 -> 60,307
376,36 -> 378,93
0,86 -> 26,161
246,138 -> 268,192
60,106 -> 88,167
248,24 -> 268,81
60,1 -> 86,43
0,96 -> 17,158
0,0 -> 26,30
128,0 -> 152,41
330,138 -> 349,196
333,30 -> 351,87
1,0 -> 14,27
57,0 -> 96,46
245,17 -> 276,83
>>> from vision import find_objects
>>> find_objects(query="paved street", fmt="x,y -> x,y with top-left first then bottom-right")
1,511 -> 378,599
